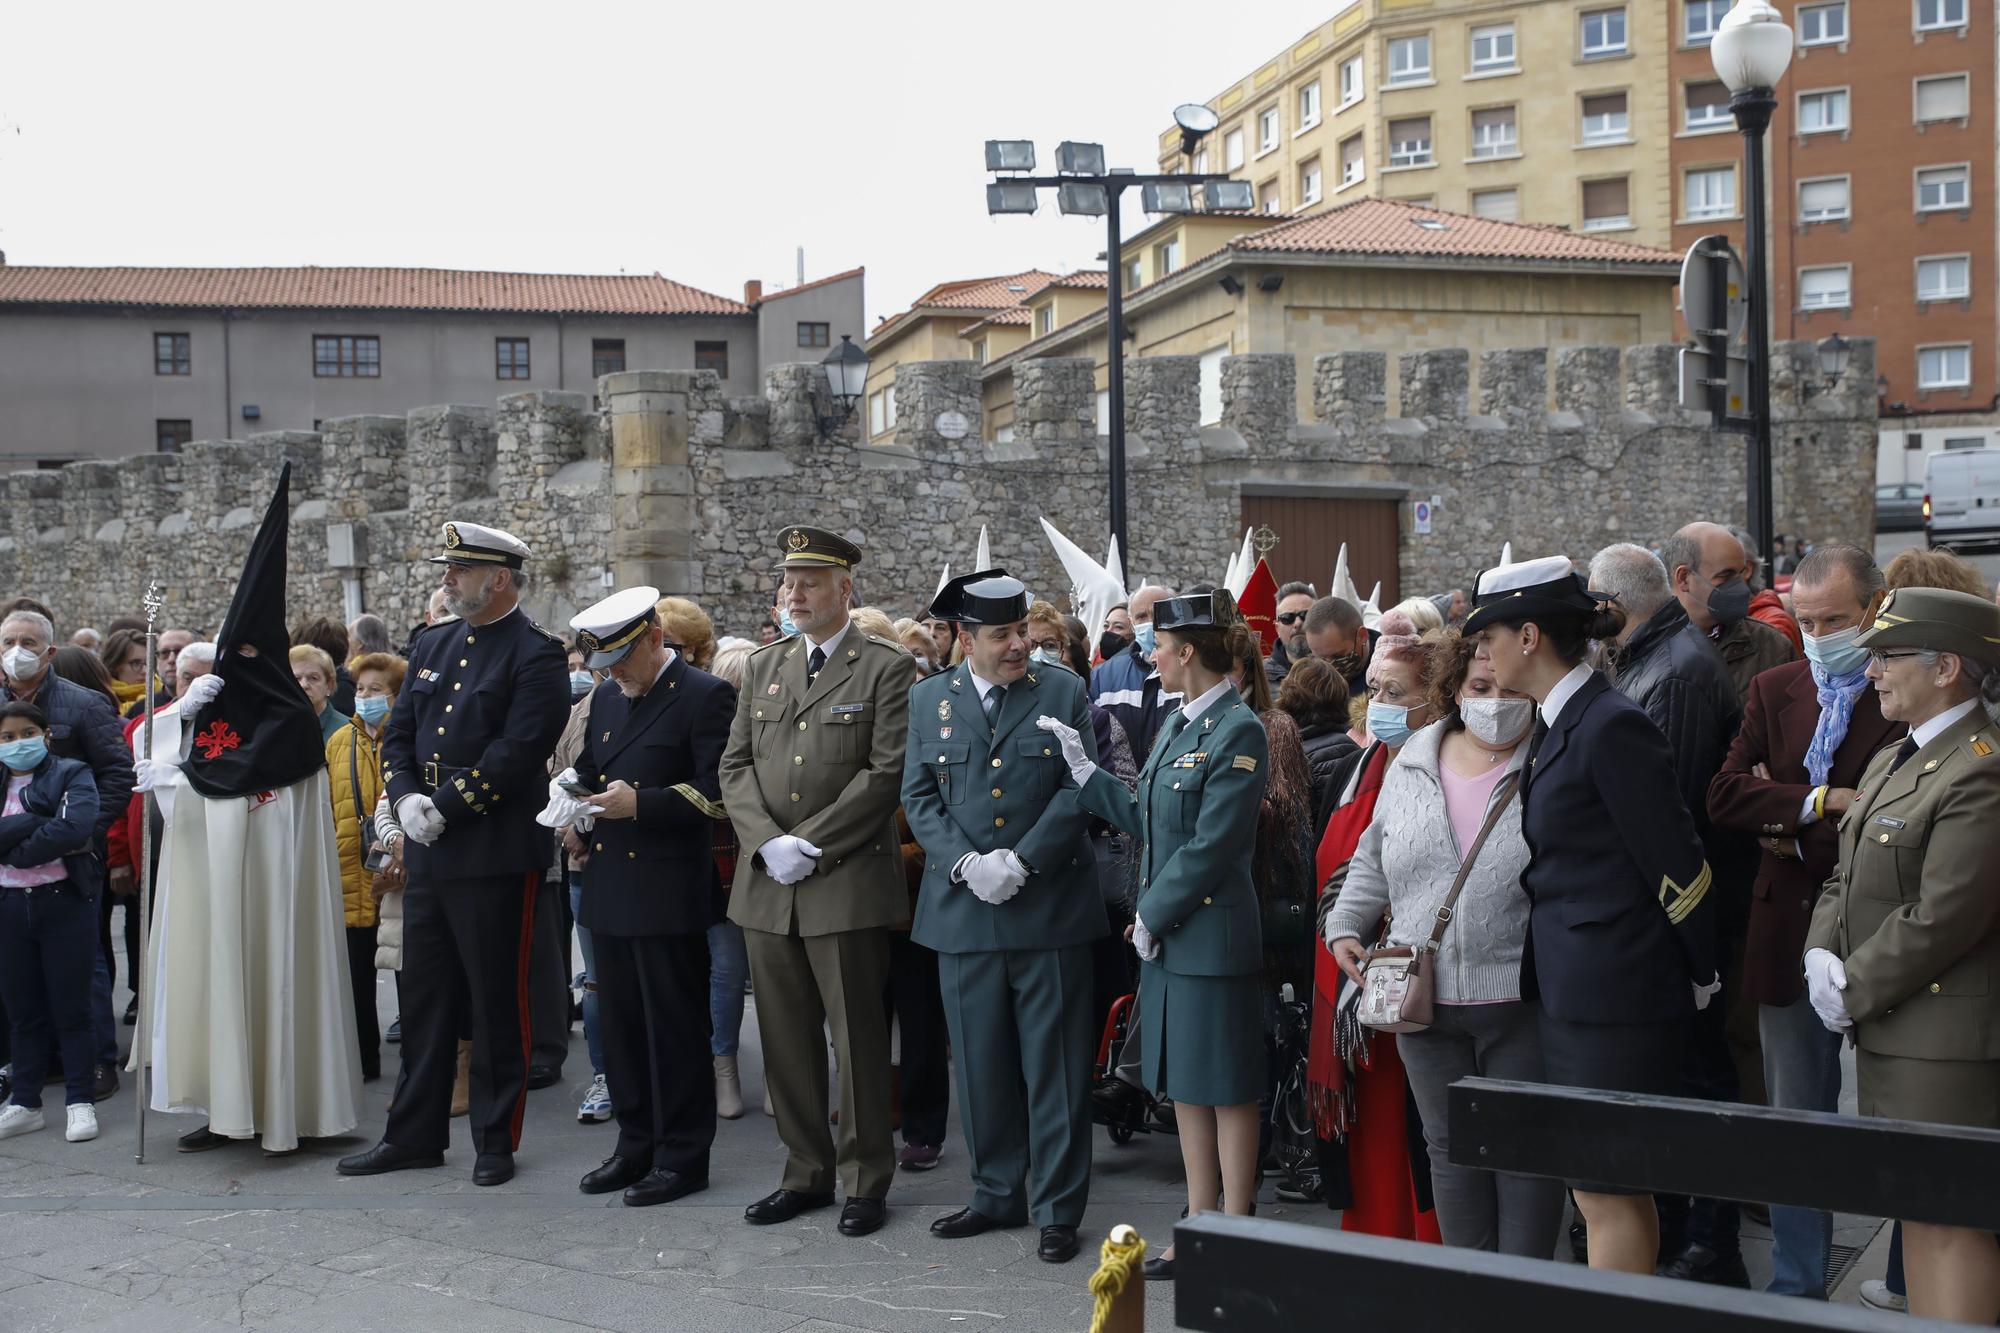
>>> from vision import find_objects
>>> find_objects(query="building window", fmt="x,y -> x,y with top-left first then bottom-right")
1388,35 -> 1431,85
154,332 -> 190,376
1918,344 -> 1972,389
495,337 -> 531,380
797,321 -> 830,348
1223,126 -> 1245,170
1916,0 -> 1967,31
1339,133 -> 1365,187
1917,255 -> 1971,301
1799,1 -> 1847,45
1915,74 -> 1971,124
156,419 -> 192,453
1198,346 -> 1227,426
1798,89 -> 1849,135
1684,0 -> 1729,45
1581,8 -> 1627,59
1300,156 -> 1324,203
1684,166 -> 1737,219
1339,56 -> 1363,108
1257,179 -> 1281,213
868,389 -> 887,437
1470,23 -> 1515,72
1917,163 -> 1970,210
694,341 -> 729,377
1387,117 -> 1433,168
1581,92 -> 1630,144
1799,175 -> 1852,221
972,338 -> 988,364
591,339 -> 626,377
1582,176 -> 1630,230
1799,265 -> 1851,309
1258,105 -> 1280,152
1155,238 -> 1182,276
1035,305 -> 1055,336
1298,81 -> 1321,128
313,334 -> 380,378
1123,258 -> 1143,289
1685,80 -> 1732,131
1471,187 -> 1519,221
1191,147 -> 1208,175
1471,106 -> 1517,158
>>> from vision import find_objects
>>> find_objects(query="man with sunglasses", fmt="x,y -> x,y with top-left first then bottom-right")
1261,582 -> 1317,692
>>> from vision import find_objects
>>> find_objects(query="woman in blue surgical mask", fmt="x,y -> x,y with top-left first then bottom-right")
326,652 -> 407,1083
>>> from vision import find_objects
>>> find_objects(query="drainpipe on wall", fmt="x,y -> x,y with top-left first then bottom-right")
557,314 -> 565,391
221,308 -> 234,442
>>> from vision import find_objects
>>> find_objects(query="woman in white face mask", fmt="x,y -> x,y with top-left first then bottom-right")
1320,629 -> 1562,1256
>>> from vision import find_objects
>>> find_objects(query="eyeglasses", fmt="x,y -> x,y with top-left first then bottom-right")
1867,649 -> 1925,668
1276,611 -> 1309,626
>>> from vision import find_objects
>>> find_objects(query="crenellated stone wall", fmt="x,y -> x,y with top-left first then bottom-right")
0,339 -> 1878,644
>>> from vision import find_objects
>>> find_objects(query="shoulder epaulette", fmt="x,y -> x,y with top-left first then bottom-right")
751,636 -> 792,657
863,633 -> 903,651
1970,733 -> 1995,759
527,620 -> 567,647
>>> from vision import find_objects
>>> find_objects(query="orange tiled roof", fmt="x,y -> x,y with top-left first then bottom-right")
1229,198 -> 1678,266
1042,271 -> 1109,290
0,266 -> 751,315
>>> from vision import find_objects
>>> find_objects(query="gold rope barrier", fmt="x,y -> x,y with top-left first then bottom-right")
1087,1223 -> 1147,1333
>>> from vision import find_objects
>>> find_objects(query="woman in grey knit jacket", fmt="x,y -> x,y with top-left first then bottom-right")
1322,630 -> 1561,1256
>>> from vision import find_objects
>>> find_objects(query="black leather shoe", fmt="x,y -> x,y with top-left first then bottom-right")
744,1188 -> 836,1225
474,1152 -> 515,1186
92,1064 -> 119,1102
1038,1225 -> 1080,1263
177,1125 -> 232,1153
337,1141 -> 445,1175
1659,1242 -> 1750,1288
579,1154 -> 650,1196
1142,1255 -> 1176,1282
624,1168 -> 708,1207
123,997 -> 138,1026
931,1206 -> 1018,1239
838,1197 -> 888,1236
526,1065 -> 560,1091
1091,1076 -> 1144,1123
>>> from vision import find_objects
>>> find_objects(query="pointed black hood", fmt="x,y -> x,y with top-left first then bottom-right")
181,463 -> 327,799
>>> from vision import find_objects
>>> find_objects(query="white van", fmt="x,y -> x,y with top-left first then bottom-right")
1924,448 -> 2000,550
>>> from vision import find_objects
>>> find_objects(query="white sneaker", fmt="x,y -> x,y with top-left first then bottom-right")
1859,1279 -> 1906,1313
0,1102 -> 45,1139
64,1103 -> 99,1143
576,1074 -> 613,1124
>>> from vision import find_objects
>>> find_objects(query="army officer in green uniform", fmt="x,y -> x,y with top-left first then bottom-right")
1038,589 -> 1268,1281
901,570 -> 1105,1265
721,525 -> 915,1239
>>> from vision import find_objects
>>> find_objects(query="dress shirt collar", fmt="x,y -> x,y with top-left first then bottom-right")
802,619 -> 850,662
1539,663 -> 1596,727
965,664 -> 1007,702
1912,697 -> 1980,751
1180,678 -> 1235,723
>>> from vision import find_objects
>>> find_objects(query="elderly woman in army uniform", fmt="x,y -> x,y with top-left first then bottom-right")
1038,589 -> 1268,1282
1806,586 -> 2000,1325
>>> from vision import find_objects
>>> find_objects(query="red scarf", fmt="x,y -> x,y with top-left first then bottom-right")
1306,742 -> 1386,1139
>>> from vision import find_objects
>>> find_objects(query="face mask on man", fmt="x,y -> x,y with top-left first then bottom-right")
1802,625 -> 1870,678
0,737 -> 48,771
2,646 -> 44,682
1327,650 -> 1363,680
569,670 -> 595,697
1366,699 -> 1416,748
778,612 -> 799,637
353,695 -> 392,725
1098,630 -> 1130,661
1133,622 -> 1157,657
1707,576 -> 1752,626
1461,696 -> 1534,747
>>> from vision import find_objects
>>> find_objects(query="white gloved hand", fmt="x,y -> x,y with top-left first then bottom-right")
535,792 -> 594,830
759,835 -> 823,886
396,794 -> 446,846
962,849 -> 1028,905
134,752 -> 182,794
181,672 -> 225,711
1804,947 -> 1852,1031
548,769 -> 583,802
1035,715 -> 1097,787
1131,916 -> 1161,962
1692,973 -> 1724,1012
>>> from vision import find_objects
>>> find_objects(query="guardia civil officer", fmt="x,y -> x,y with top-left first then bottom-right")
720,525 -> 914,1238
1806,587 -> 2000,1324
338,522 -> 569,1188
554,587 -> 736,1207
901,571 -> 1105,1264
1039,589 -> 1268,1282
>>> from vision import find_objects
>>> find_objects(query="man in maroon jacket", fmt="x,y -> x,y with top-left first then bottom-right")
1709,544 -> 1903,1299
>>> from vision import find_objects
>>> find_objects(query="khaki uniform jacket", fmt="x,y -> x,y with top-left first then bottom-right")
1807,705 -> 2000,1061
722,625 -> 916,936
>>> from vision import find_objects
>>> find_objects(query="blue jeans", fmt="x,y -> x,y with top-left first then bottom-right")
1760,995 -> 1844,1297
568,879 -> 604,1077
0,886 -> 101,1107
707,921 -> 747,1057
91,942 -> 117,1065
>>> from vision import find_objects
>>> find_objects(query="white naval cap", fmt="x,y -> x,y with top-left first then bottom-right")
1463,554 -> 1605,636
426,521 -> 533,569
570,585 -> 662,668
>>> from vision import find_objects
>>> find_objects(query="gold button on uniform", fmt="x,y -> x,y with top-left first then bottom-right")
798,721 -> 808,732
1203,896 -> 1213,905
994,817 -> 1005,828
444,704 -> 453,713
453,683 -> 462,691
1879,833 -> 1891,843
1931,982 -> 1942,993
459,659 -> 468,667
1173,781 -> 1182,790
466,635 -> 476,645
991,787 -> 1003,798
436,727 -> 445,736
793,756 -> 804,766
1925,760 -> 1938,771
791,793 -> 801,802
991,759 -> 1002,769
594,843 -> 604,852
628,852 -> 637,861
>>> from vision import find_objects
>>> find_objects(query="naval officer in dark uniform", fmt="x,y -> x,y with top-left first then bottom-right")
557,586 -> 736,1207
338,521 -> 570,1187
901,570 -> 1105,1264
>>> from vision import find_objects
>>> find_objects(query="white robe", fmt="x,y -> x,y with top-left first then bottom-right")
148,769 -> 360,1151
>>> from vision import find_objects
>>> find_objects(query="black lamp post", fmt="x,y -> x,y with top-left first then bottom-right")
817,334 -> 870,441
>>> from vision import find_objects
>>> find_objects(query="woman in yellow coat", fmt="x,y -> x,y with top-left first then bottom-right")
326,652 -> 405,1082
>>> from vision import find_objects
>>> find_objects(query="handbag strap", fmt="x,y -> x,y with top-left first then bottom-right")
1425,770 -> 1520,950
347,729 -> 367,823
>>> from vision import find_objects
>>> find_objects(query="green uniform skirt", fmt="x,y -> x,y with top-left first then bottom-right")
1138,960 -> 1264,1107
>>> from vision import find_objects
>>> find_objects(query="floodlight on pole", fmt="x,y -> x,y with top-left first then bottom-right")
985,140 -> 1036,172
1173,103 -> 1220,157
986,182 -> 1040,215
1141,182 -> 1195,214
1057,183 -> 1109,216
1056,141 -> 1106,176
1203,180 -> 1255,212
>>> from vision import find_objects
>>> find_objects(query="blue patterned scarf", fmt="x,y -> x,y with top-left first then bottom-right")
1804,662 -> 1872,787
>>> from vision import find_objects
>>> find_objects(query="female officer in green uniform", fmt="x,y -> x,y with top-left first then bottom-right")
1038,589 -> 1268,1280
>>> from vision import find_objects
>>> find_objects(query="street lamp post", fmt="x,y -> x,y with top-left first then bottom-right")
985,107 -> 1250,562
1712,0 -> 1794,576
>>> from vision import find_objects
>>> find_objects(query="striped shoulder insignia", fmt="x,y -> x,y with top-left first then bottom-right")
1232,755 -> 1259,773
1660,862 -> 1713,926
670,784 -> 728,821
1971,735 -> 1994,758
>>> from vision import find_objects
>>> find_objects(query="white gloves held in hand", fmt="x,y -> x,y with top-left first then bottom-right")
396,794 -> 446,846
1692,973 -> 1723,1012
759,834 -> 823,885
1131,917 -> 1161,962
536,770 -> 596,830
182,672 -> 225,711
1034,715 -> 1096,787
1804,947 -> 1852,1031
954,849 -> 1028,905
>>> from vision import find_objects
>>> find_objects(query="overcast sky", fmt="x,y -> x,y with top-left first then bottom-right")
1,2 -> 1327,329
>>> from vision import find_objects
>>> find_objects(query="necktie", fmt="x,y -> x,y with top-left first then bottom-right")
807,646 -> 826,679
1887,736 -> 1919,775
984,684 -> 1005,724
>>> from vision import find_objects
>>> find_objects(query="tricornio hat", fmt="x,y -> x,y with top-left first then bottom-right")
928,569 -> 1028,626
1857,586 -> 2000,667
776,525 -> 863,571
1153,590 -> 1236,633
426,521 -> 532,569
570,586 -> 661,669
1462,555 -> 1604,636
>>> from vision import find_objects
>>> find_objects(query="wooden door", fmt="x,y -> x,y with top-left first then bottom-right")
1239,494 -> 1401,607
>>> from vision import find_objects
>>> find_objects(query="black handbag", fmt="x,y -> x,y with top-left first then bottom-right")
349,738 -> 390,873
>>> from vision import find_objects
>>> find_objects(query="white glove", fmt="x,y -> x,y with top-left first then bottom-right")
134,753 -> 181,794
396,794 -> 446,846
1035,715 -> 1097,787
759,835 -> 823,886
182,672 -> 225,711
1131,916 -> 1161,962
1692,973 -> 1723,1012
1804,947 -> 1852,1031
958,849 -> 1028,905
535,792 -> 594,829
